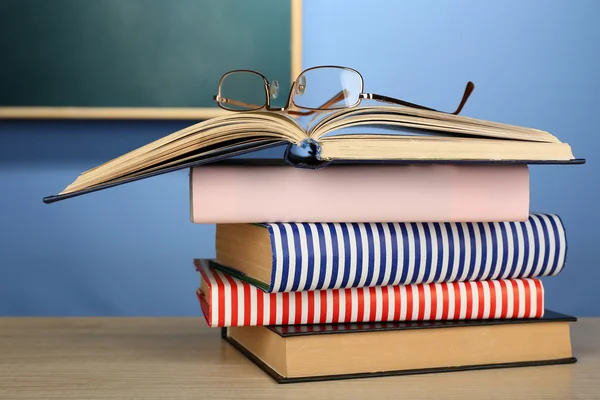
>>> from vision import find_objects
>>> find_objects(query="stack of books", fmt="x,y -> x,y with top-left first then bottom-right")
190,160 -> 576,383
42,103 -> 583,383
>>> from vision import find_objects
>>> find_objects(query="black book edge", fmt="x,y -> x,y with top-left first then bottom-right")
324,158 -> 587,166
220,309 -> 578,384
268,309 -> 577,337
218,309 -> 576,338
221,310 -> 577,337
207,260 -> 271,292
210,157 -> 587,167
43,139 -> 586,204
283,140 -> 586,169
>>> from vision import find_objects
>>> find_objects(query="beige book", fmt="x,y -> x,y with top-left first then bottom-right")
223,310 -> 576,382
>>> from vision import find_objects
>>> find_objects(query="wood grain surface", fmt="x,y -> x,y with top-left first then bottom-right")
0,317 -> 598,399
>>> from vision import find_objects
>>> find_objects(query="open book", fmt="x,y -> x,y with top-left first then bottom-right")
43,105 -> 582,203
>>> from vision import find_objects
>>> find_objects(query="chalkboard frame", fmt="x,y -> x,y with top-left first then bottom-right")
0,0 -> 302,120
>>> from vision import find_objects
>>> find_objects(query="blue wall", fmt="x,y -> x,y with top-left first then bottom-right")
1,0 -> 598,316
302,0 -> 600,315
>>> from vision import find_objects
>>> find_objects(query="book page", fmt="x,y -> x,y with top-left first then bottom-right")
61,112 -> 306,194
307,106 -> 561,143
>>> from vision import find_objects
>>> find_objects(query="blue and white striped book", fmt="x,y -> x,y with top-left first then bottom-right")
215,213 -> 567,293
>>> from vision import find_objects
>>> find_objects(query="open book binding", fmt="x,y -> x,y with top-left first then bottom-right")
42,106 -> 585,204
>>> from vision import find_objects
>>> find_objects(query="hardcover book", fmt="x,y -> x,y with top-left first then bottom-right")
222,310 -> 576,383
191,162 -> 530,223
42,105 -> 583,204
216,213 -> 567,292
195,259 -> 545,328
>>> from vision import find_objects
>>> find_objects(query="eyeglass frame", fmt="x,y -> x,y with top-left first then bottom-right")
213,65 -> 475,116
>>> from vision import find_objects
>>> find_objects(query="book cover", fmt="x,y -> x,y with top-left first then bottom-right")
218,213 -> 567,292
191,162 -> 530,223
222,309 -> 577,383
195,259 -> 545,327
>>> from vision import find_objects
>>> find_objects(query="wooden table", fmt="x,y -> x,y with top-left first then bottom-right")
0,318 -> 598,399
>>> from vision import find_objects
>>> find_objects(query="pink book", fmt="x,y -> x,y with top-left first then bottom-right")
190,162 -> 529,223
195,259 -> 544,328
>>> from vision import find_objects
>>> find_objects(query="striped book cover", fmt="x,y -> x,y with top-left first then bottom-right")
237,213 -> 566,293
195,259 -> 545,328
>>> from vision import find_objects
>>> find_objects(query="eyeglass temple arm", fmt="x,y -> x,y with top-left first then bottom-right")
286,90 -> 348,116
451,81 -> 475,115
213,96 -> 263,110
367,81 -> 475,115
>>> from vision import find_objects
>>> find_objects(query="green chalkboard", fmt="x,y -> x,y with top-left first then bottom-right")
0,0 -> 301,118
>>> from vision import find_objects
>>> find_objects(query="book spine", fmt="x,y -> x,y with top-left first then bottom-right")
266,213 -> 566,292
196,260 -> 544,328
190,163 -> 529,223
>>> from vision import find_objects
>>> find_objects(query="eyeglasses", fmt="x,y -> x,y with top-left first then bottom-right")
213,65 -> 475,116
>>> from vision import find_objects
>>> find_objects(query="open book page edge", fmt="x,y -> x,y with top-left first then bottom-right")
308,106 -> 559,142
43,140 -> 286,204
316,117 -> 559,143
62,115 -> 306,193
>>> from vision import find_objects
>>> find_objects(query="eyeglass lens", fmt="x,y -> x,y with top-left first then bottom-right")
292,67 -> 362,110
219,71 -> 267,111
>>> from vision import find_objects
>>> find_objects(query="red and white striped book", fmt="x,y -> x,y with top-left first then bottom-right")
195,259 -> 544,327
